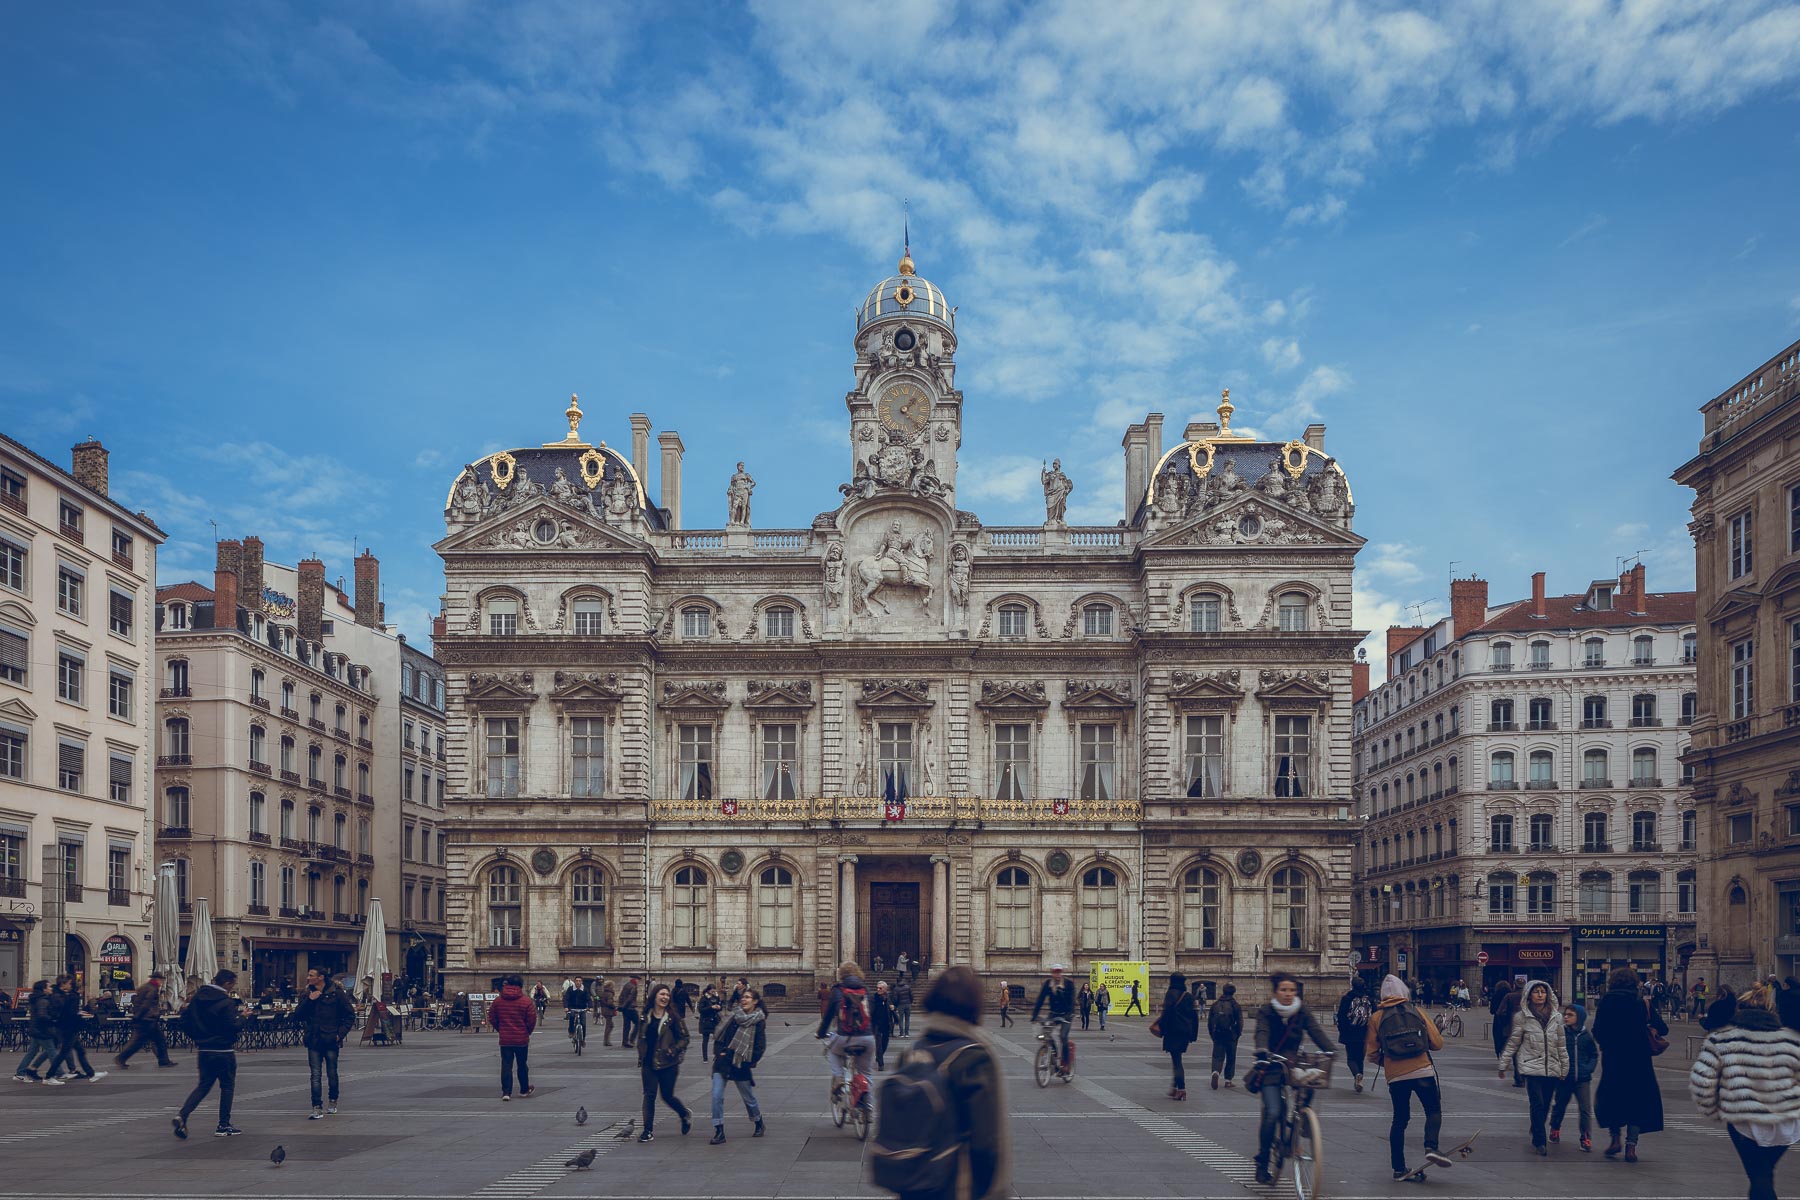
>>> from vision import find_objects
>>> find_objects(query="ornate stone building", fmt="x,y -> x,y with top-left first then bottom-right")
436,252 -> 1366,999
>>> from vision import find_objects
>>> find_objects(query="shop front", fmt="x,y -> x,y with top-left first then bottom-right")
0,918 -> 27,997
1415,939 -> 1464,992
1572,924 -> 1667,1005
1478,938 -> 1568,997
251,939 -> 355,998
66,934 -> 87,995
95,933 -> 136,992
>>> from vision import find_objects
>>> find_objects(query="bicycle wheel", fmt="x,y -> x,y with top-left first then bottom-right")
855,1098 -> 872,1141
831,1086 -> 848,1128
1290,1106 -> 1323,1200
1449,1013 -> 1464,1038
1034,1042 -> 1052,1088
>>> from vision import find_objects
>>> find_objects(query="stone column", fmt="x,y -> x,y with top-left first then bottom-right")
839,855 -> 858,967
931,855 -> 950,970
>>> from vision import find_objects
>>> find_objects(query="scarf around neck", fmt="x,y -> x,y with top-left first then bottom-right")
727,1007 -> 765,1067
1272,996 -> 1303,1018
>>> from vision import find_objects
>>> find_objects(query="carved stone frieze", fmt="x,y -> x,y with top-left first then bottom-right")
1065,678 -> 1134,699
978,679 -> 1048,701
861,678 -> 930,701
1259,669 -> 1330,686
660,679 -> 727,702
1171,669 -> 1240,689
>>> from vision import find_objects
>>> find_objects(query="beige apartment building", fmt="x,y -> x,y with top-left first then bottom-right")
1675,335 -> 1800,990
0,434 -> 163,996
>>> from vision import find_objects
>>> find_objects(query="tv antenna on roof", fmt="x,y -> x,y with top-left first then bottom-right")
1405,603 -> 1430,625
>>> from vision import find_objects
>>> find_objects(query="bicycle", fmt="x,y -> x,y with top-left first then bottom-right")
1433,1008 -> 1464,1039
1034,1020 -> 1074,1088
1265,1051 -> 1332,1200
567,1010 -> 587,1055
826,1041 -> 873,1140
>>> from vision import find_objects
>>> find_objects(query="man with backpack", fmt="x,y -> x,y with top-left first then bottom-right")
1208,982 -> 1244,1089
1366,974 -> 1452,1182
871,965 -> 1011,1200
1336,977 -> 1375,1092
817,960 -> 877,1102
172,969 -> 246,1139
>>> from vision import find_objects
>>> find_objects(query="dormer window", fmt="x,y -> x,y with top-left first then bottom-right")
1590,585 -> 1614,611
166,603 -> 188,631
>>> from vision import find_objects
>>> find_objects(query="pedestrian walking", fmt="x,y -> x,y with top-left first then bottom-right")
697,984 -> 723,1061
1158,972 -> 1198,1101
894,976 -> 914,1038
671,977 -> 691,1020
1593,964 -> 1667,1162
897,952 -> 910,981
1692,984 -> 1800,1200
295,966 -> 355,1118
873,980 -> 895,1071
113,973 -> 177,1070
1491,979 -> 1523,1086
44,975 -> 105,1082
530,981 -> 549,1021
996,980 -> 1013,1028
872,965 -> 1011,1200
1208,982 -> 1243,1090
1095,983 -> 1111,1031
171,969 -> 245,1139
10,980 -> 59,1084
637,983 -> 692,1142
1125,979 -> 1145,1016
1692,978 -> 1711,1021
1498,980 -> 1570,1154
1078,983 -> 1094,1031
618,976 -> 641,1048
1335,976 -> 1374,1092
1251,972 -> 1336,1184
710,987 -> 767,1144
597,977 -> 617,1047
1550,1003 -> 1598,1151
1365,974 -> 1452,1181
490,974 -> 538,1101
909,952 -> 922,986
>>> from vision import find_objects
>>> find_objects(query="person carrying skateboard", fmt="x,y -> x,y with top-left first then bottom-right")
1366,973 -> 1454,1182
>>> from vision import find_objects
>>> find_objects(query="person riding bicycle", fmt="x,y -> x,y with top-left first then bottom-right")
564,976 -> 590,1043
1252,971 -> 1337,1185
1030,965 -> 1077,1076
815,961 -> 877,1101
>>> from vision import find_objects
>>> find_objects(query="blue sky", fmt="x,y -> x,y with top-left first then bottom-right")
3,1 -> 1798,666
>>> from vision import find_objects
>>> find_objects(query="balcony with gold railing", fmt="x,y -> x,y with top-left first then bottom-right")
647,795 -> 1143,824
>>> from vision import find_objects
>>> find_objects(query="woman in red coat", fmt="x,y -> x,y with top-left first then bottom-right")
489,974 -> 538,1101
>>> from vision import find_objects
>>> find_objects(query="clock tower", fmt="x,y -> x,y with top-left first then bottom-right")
847,245 -> 961,497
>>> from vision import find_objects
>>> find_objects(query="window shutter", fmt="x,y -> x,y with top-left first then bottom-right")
58,741 -> 84,774
110,755 -> 131,786
0,629 -> 25,673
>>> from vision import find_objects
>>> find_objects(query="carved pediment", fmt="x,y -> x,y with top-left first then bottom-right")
1141,493 -> 1366,551
1727,780 -> 1759,806
856,677 -> 933,709
1167,669 -> 1245,708
1256,668 -> 1334,705
975,680 -> 1050,711
744,679 -> 816,711
657,679 -> 729,712
1705,586 -> 1761,624
549,670 -> 624,707
436,500 -> 645,555
1063,679 -> 1135,710
0,696 -> 38,723
1775,770 -> 1800,799
467,672 -> 535,707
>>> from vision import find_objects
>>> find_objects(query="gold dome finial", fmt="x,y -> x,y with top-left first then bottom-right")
1217,388 -> 1234,435
542,392 -> 593,448
898,206 -> 914,276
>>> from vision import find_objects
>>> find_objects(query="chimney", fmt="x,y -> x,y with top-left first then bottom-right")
354,550 -> 380,628
70,438 -> 109,496
630,414 -> 652,488
1303,423 -> 1326,451
1531,571 -> 1547,619
212,540 -> 242,630
1619,562 -> 1647,614
1352,656 -> 1371,703
432,613 -> 447,643
657,430 -> 684,530
239,536 -> 264,613
1450,576 -> 1489,637
1144,412 -> 1164,470
297,559 -> 326,643
1184,420 -> 1219,442
1387,625 -> 1426,661
1122,421 -> 1149,518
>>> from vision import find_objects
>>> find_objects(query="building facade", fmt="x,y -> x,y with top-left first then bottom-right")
0,435 -> 163,995
436,253 -> 1366,1000
1351,567 -> 1698,1004
398,640 -> 449,990
1674,336 -> 1800,991
153,541 -> 440,994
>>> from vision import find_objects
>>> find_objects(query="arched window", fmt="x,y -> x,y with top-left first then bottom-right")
763,604 -> 795,639
1582,695 -> 1608,728
1582,748 -> 1609,783
1079,866 -> 1120,950
1584,637 -> 1606,667
1277,592 -> 1310,632
248,791 -> 266,837
1526,871 -> 1556,915
1631,747 -> 1657,784
279,798 -> 295,840
1082,603 -> 1114,637
1489,751 -> 1515,785
672,865 -> 710,947
1579,871 -> 1611,916
166,659 -> 189,694
332,811 -> 346,849
357,816 -> 370,856
332,875 -> 345,915
1628,870 -> 1660,915
1181,866 -> 1222,950
280,735 -> 295,773
997,603 -> 1028,639
1631,694 -> 1658,726
333,753 -> 347,788
1583,812 -> 1610,852
280,865 -> 296,909
1271,867 -> 1310,950
1528,750 -> 1553,785
571,866 -> 606,947
249,724 -> 266,766
756,865 -> 795,948
334,703 -> 347,734
1632,635 -> 1654,666
680,605 -> 711,641
1488,871 -> 1517,916
1529,640 -> 1551,669
1681,692 -> 1698,725
486,596 -> 519,636
1489,812 -> 1514,852
571,596 -> 605,636
308,744 -> 323,784
487,865 -> 522,947
1189,593 -> 1222,633
1631,810 -> 1659,850
1491,641 -> 1512,670
357,876 -> 368,915
1528,812 -> 1554,850
163,786 -> 190,830
994,866 -> 1033,950
357,761 -> 369,798
306,806 -> 321,843
1490,698 -> 1514,729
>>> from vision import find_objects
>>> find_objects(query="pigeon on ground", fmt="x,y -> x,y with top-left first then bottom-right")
576,1106 -> 588,1126
612,1118 -> 636,1139
270,1145 -> 286,1167
566,1148 -> 598,1170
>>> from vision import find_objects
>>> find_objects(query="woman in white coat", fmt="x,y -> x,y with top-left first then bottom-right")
1499,979 -> 1570,1155
1691,984 -> 1800,1200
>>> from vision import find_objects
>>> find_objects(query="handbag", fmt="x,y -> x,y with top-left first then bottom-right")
1149,1019 -> 1163,1038
1244,1010 -> 1304,1092
1645,998 -> 1669,1056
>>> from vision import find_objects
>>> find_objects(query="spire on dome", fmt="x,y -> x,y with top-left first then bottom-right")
898,202 -> 914,276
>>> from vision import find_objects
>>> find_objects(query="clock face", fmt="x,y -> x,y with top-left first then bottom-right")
879,382 -> 930,435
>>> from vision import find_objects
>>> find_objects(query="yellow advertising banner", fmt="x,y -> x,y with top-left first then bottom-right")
1088,960 -> 1151,1016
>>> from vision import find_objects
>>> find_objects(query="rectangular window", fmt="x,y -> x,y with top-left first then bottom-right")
764,606 -> 794,639
0,625 -> 24,684
997,607 -> 1028,638
1733,637 -> 1756,719
108,753 -> 131,803
878,721 -> 913,799
1273,715 -> 1310,797
1183,715 -> 1223,797
403,767 -> 414,800
1529,643 -> 1550,669
108,670 -> 132,719
571,716 -> 605,797
57,563 -> 83,616
57,739 -> 84,791
993,724 -> 1030,800
1189,596 -> 1221,633
1487,880 -> 1515,916
680,607 -> 711,639
487,598 -> 518,636
403,824 -> 414,861
572,598 -> 605,636
678,723 -> 713,800
111,529 -> 132,566
1079,723 -> 1116,801
250,862 -> 265,908
1730,509 -> 1754,579
108,847 -> 129,899
57,651 -> 82,703
1730,813 -> 1753,845
60,841 -> 80,893
0,726 -> 26,780
0,831 -> 21,886
0,537 -> 24,592
0,468 -> 23,513
109,590 -> 132,638
59,500 -> 82,537
483,717 -> 520,797
761,723 -> 797,801
436,830 -> 446,866
1083,605 -> 1113,637
1792,620 -> 1800,704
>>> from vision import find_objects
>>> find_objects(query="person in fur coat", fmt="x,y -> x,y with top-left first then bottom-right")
1691,984 -> 1800,1200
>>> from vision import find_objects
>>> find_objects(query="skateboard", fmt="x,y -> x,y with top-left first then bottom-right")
1401,1131 -> 1480,1182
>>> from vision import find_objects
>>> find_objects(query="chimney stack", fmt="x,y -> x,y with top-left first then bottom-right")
1122,421 -> 1149,518
70,438 -> 109,496
212,539 -> 242,630
1144,412 -> 1165,472
1450,576 -> 1489,637
354,550 -> 380,628
297,559 -> 326,643
630,415 -> 652,490
1619,562 -> 1647,614
657,430 -> 684,530
1303,423 -> 1326,450
1531,571 -> 1547,619
239,536 -> 264,614
432,613 -> 447,643
1352,655 -> 1371,703
1387,625 -> 1427,662
1184,420 -> 1219,442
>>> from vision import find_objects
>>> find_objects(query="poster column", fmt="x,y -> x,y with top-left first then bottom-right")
839,856 -> 858,967
931,855 -> 949,970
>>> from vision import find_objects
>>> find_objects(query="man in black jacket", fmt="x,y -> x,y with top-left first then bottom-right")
295,967 -> 357,1118
1030,965 -> 1077,1077
172,969 -> 245,1139
871,980 -> 894,1071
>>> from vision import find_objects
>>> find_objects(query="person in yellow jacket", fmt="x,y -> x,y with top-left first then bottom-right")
1366,974 -> 1452,1181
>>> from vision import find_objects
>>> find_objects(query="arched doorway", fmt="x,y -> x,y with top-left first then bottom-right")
65,933 -> 88,995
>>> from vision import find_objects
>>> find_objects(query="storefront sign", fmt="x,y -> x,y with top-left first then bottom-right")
97,934 -> 134,965
1574,925 -> 1667,941
1420,944 -> 1461,962
1516,945 -> 1560,964
0,926 -> 21,944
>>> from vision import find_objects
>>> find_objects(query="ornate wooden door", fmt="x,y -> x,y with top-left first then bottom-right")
869,882 -> 920,969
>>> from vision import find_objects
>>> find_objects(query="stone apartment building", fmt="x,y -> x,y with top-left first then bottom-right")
153,541 -> 442,993
1352,566 -> 1698,1005
398,639 -> 448,990
433,250 -> 1366,1001
1674,335 -> 1800,990
0,435 -> 163,996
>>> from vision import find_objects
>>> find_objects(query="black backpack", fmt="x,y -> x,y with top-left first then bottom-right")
871,1035 -> 977,1195
1377,1002 -> 1429,1059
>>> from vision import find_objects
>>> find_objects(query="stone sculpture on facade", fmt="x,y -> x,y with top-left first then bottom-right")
822,542 -> 846,612
549,467 -> 595,514
852,521 -> 936,616
447,466 -> 491,524
727,462 -> 755,526
1041,459 -> 1072,524
948,543 -> 971,611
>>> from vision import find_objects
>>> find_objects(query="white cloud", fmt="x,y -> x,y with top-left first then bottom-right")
1612,521 -> 1649,540
1365,542 -> 1429,585
958,454 -> 1046,505
1260,337 -> 1303,372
